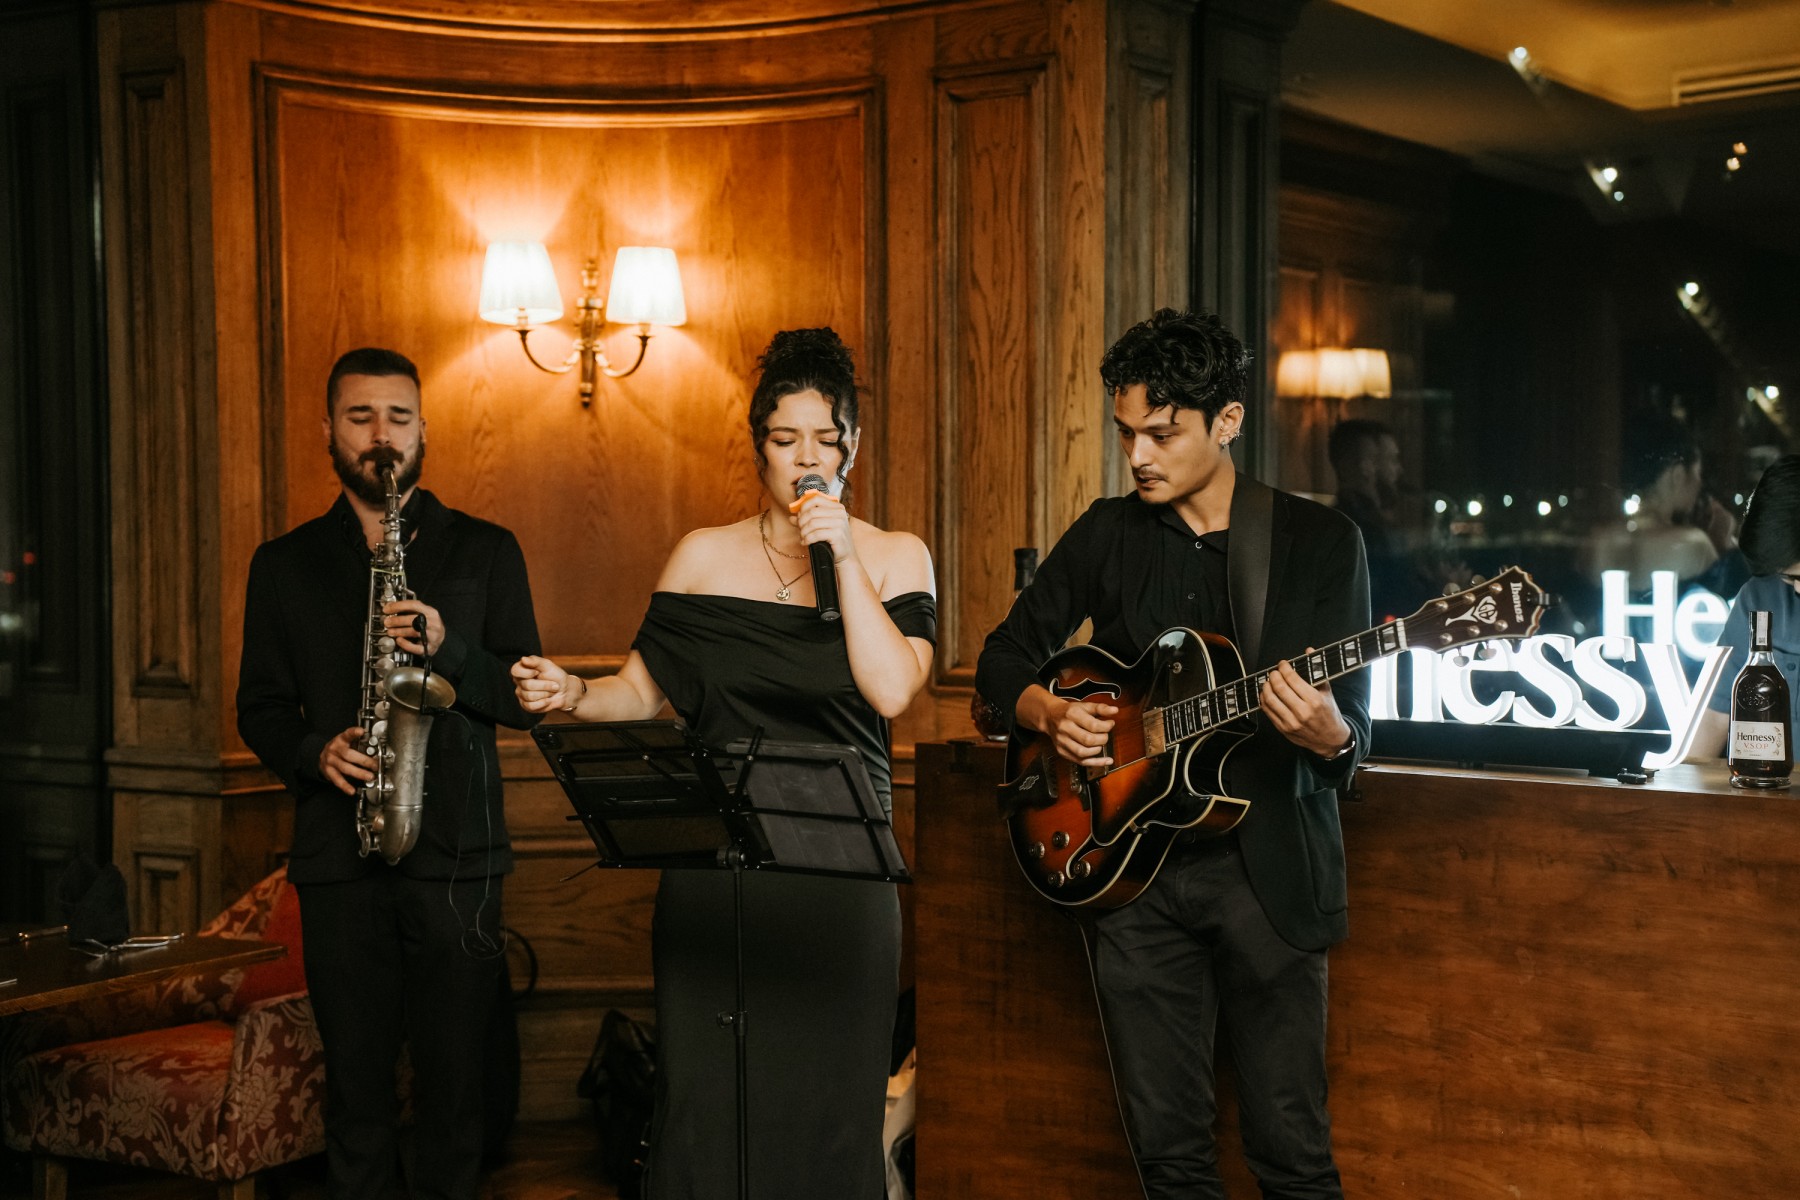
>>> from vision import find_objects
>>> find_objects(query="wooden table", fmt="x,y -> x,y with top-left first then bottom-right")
0,934 -> 283,1017
915,742 -> 1800,1199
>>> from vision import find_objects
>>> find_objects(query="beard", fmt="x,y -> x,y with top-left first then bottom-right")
330,438 -> 424,508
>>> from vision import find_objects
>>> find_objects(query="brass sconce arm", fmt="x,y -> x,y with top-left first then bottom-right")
481,245 -> 684,407
507,265 -> 653,406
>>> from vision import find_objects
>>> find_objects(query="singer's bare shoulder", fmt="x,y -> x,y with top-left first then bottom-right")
654,517 -> 762,595
851,519 -> 937,602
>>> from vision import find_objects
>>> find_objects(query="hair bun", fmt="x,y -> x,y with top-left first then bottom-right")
759,327 -> 854,378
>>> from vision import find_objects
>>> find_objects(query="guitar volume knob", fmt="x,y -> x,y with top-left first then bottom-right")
1046,871 -> 1066,889
1069,860 -> 1092,879
1027,842 -> 1046,860
1051,831 -> 1070,849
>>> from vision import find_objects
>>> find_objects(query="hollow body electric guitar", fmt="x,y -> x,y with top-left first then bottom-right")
998,566 -> 1552,908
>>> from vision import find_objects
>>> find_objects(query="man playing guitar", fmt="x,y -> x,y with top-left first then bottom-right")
976,308 -> 1370,1199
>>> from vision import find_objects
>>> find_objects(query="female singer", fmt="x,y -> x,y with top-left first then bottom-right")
511,327 -> 935,1199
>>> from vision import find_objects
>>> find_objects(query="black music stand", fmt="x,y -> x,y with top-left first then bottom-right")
531,719 -> 910,1200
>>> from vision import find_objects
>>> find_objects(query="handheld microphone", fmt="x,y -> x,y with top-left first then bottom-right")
794,474 -> 842,622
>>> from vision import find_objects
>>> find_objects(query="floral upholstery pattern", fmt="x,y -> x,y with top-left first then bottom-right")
0,868 -> 326,1183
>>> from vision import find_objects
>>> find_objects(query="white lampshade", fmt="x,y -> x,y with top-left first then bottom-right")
479,241 -> 564,327
1314,348 -> 1363,400
1353,348 -> 1392,399
1275,350 -> 1317,398
605,247 -> 687,326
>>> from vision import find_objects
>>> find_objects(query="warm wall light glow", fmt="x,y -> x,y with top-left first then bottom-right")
1352,348 -> 1392,399
605,247 -> 687,327
1314,349 -> 1362,400
479,242 -> 564,327
1275,350 -> 1318,398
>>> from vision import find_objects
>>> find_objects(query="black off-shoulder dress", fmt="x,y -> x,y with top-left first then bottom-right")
631,589 -> 936,1200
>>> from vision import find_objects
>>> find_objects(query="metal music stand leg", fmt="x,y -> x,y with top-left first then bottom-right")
719,845 -> 751,1200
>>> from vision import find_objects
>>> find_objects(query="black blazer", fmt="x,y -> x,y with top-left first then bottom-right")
236,492 -> 542,884
975,473 -> 1370,950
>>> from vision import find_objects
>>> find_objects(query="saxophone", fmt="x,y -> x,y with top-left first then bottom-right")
354,460 -> 456,864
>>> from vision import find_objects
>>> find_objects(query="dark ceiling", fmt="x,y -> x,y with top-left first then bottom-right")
1282,1 -> 1800,256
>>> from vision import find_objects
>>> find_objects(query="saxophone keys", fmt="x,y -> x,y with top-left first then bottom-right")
377,636 -> 396,653
373,700 -> 390,720
376,655 -> 396,672
369,720 -> 388,739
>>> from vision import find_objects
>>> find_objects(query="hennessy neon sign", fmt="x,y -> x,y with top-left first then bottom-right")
1370,569 -> 1732,771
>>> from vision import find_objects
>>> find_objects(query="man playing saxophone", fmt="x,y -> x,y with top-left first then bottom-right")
236,347 -> 542,1200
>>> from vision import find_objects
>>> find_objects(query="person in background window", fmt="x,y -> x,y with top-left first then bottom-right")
1328,418 -> 1463,622
1580,413 -> 1736,592
1686,454 -> 1800,761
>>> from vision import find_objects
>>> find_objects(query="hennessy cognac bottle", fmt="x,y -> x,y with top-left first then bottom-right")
1728,609 -> 1792,789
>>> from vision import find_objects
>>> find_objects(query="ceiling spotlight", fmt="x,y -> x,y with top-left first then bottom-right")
1623,495 -> 1641,516
1467,499 -> 1484,517
1684,281 -> 1700,297
1727,156 -> 1742,172
1434,499 -> 1448,515
1600,166 -> 1619,184
1733,141 -> 1748,155
1612,190 -> 1625,202
1511,46 -> 1529,62
1537,500 -> 1553,517
1503,494 -> 1514,507
1770,385 -> 1783,401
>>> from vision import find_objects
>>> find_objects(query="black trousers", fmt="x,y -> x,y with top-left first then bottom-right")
295,870 -> 505,1200
1089,837 -> 1342,1200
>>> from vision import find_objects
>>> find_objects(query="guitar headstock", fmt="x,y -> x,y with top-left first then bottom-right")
1399,565 -> 1554,653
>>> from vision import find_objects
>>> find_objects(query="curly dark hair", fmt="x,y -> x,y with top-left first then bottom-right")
1740,454 -> 1800,577
748,327 -> 860,490
1099,308 -> 1251,423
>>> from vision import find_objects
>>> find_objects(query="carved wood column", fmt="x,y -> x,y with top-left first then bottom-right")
97,1 -> 286,933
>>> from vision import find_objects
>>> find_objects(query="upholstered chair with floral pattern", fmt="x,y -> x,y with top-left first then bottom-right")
0,867 -> 324,1200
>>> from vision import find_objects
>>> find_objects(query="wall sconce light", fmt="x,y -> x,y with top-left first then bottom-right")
479,242 -> 687,406
1275,347 -> 1391,424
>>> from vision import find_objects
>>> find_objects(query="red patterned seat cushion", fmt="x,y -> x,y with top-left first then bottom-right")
4,1023 -> 235,1175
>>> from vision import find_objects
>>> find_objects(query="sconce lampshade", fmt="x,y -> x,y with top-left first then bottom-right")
605,247 -> 687,326
1353,348 -> 1392,399
1314,349 -> 1363,400
479,241 -> 564,327
1275,350 -> 1317,398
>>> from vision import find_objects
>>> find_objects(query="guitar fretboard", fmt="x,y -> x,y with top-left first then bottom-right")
1153,621 -> 1410,745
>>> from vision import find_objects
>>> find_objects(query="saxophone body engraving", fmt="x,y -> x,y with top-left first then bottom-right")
356,462 -> 456,864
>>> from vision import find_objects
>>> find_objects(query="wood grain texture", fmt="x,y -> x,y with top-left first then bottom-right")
263,79 -> 870,660
917,743 -> 1800,1198
933,66 -> 1046,685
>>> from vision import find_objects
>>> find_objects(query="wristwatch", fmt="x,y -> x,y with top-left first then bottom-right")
1319,732 -> 1356,764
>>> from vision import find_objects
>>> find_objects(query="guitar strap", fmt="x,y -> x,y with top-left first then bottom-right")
1226,472 -> 1275,669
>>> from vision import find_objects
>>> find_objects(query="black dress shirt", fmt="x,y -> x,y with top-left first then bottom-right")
236,490 -> 541,884
976,482 -> 1372,950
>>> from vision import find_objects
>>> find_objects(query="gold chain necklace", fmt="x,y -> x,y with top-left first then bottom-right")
759,511 -> 809,601
759,509 -> 808,559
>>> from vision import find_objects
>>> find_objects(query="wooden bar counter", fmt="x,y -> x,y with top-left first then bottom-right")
914,740 -> 1800,1199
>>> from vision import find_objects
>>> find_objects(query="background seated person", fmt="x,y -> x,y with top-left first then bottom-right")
1328,418 -> 1466,622
1581,413 -> 1735,592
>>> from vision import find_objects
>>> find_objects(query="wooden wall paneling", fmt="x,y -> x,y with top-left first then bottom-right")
1104,0 -> 1194,495
876,14 -> 951,751
1046,0 -> 1108,537
933,64 -> 1048,687
257,75 -> 872,660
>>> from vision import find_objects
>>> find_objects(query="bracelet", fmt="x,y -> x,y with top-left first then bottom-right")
562,675 -> 587,712
1320,732 -> 1356,763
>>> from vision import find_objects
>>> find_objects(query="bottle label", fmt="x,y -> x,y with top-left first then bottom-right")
1730,721 -> 1787,761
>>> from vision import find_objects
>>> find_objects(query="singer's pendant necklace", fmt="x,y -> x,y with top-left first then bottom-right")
759,510 -> 809,601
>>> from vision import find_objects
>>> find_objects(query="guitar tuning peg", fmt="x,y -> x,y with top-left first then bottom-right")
1442,581 -> 1461,596
1476,644 -> 1501,661
1471,573 -> 1487,587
